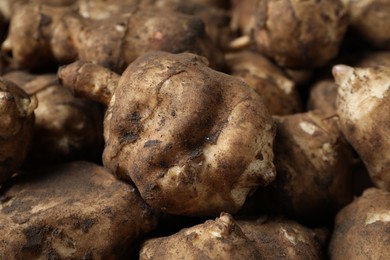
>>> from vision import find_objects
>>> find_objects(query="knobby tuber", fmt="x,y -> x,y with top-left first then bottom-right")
225,51 -> 302,116
140,213 -> 326,260
2,3 -> 222,72
59,51 -> 276,216
237,217 -> 326,259
0,78 -> 36,185
333,65 -> 390,191
140,213 -> 262,260
329,188 -> 390,260
231,0 -> 349,68
0,161 -> 159,259
3,71 -> 104,167
252,111 -> 354,222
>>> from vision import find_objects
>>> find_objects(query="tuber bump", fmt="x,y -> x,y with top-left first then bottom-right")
59,51 -> 276,216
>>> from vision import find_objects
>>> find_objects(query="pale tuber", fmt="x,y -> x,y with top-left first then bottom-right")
333,64 -> 390,191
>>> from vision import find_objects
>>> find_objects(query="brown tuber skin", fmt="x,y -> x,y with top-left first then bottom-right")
341,0 -> 390,50
140,214 -> 326,260
59,52 -> 276,216
237,217 -> 326,259
225,51 -> 302,116
3,71 -> 104,167
2,3 -> 222,72
0,161 -> 159,259
231,0 -> 349,68
0,78 -> 36,185
140,213 -> 262,260
329,188 -> 390,259
333,65 -> 390,191
251,111 -> 354,222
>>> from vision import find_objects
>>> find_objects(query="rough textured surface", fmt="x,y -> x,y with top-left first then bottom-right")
225,51 -> 302,115
253,111 -> 354,222
329,188 -> 390,259
104,52 -> 275,216
60,52 -> 276,216
237,217 -> 325,260
2,4 -> 222,72
232,0 -> 348,68
140,213 -> 262,260
4,72 -> 104,167
0,78 -> 36,185
0,161 -> 159,259
341,0 -> 390,49
334,65 -> 390,191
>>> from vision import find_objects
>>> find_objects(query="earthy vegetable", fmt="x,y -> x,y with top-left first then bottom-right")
333,65 -> 390,191
252,111 -> 354,222
3,71 -> 104,167
225,51 -> 302,115
2,3 -> 222,72
341,0 -> 390,49
329,188 -> 390,260
140,214 -> 326,260
0,161 -> 159,259
0,78 -> 36,185
140,213 -> 262,260
59,51 -> 276,216
237,217 -> 326,259
231,0 -> 349,68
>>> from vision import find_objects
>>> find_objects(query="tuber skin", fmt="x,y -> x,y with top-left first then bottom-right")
231,0 -> 349,69
225,51 -> 302,116
59,51 -> 276,216
3,71 -> 104,167
0,78 -> 36,185
140,214 -> 326,260
237,217 -> 326,260
2,3 -> 222,72
329,188 -> 390,260
251,111 -> 354,223
333,65 -> 390,191
341,0 -> 390,50
0,161 -> 159,259
140,213 -> 262,260
307,79 -> 338,116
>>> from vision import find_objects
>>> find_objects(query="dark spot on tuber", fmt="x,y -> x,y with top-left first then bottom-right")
144,140 -> 162,148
